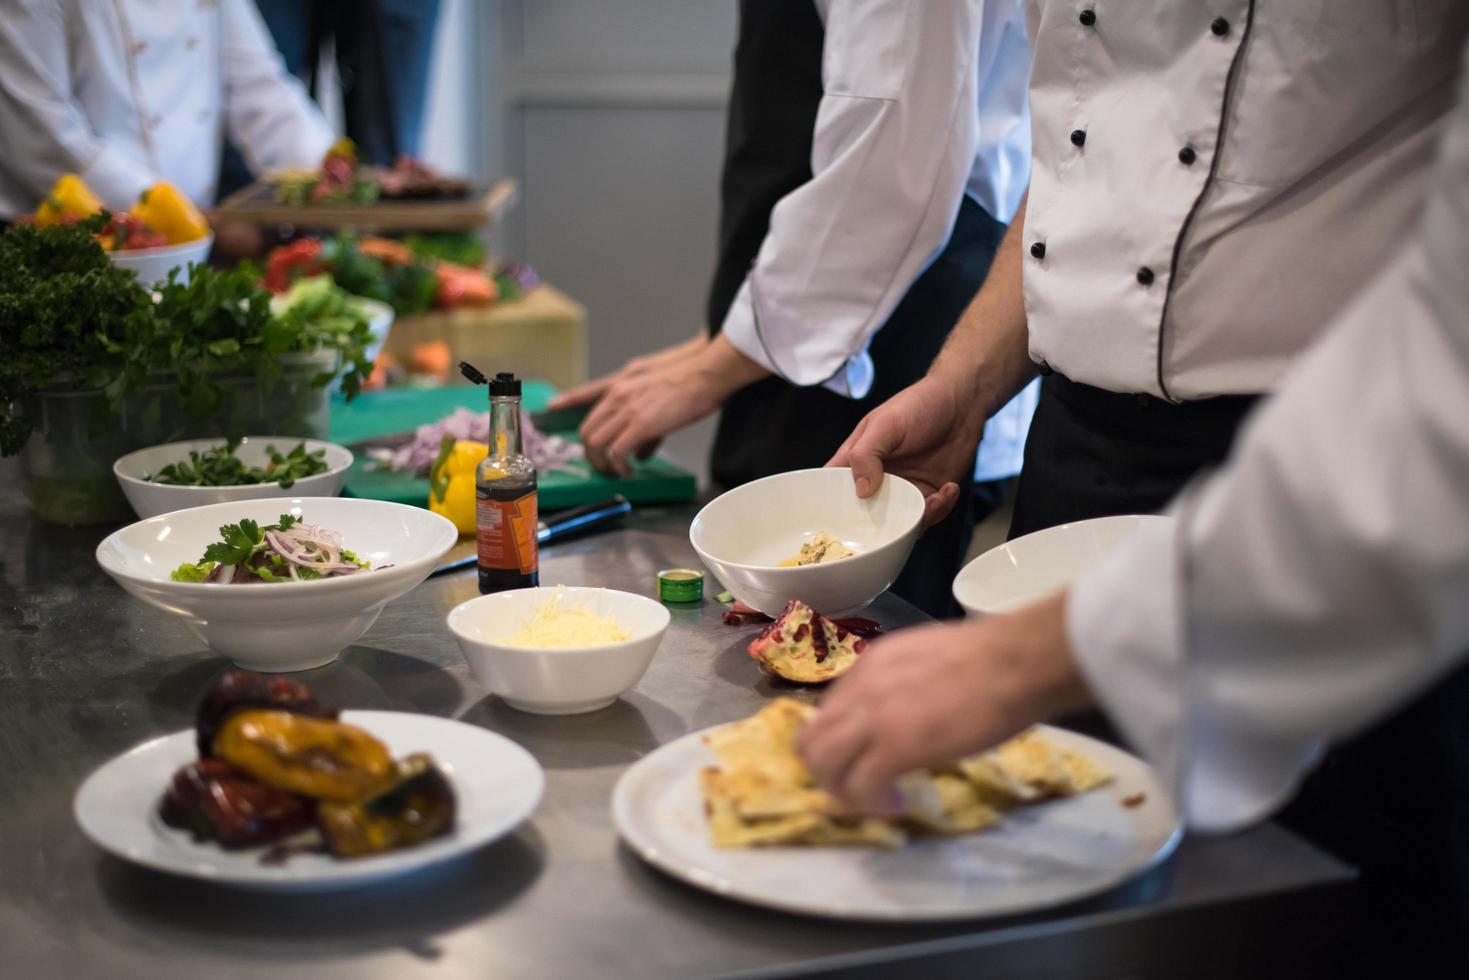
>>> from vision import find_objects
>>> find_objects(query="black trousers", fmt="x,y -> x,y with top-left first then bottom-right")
1008,373 -> 1256,539
1014,372 -> 1469,975
711,198 -> 1007,618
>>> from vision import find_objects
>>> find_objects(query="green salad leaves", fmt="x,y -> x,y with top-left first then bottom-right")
148,440 -> 329,489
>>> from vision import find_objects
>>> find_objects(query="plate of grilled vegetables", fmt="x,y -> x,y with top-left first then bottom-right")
74,671 -> 543,891
612,699 -> 1180,920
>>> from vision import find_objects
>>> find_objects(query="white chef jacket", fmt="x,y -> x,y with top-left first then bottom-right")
720,0 -> 1032,401
0,0 -> 333,217
1067,31 -> 1469,834
1023,0 -> 1469,401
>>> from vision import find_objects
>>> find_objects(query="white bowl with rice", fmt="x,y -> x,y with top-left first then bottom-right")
447,586 -> 670,715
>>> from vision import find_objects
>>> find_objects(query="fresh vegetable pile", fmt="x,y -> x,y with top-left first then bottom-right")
271,273 -> 375,343
0,219 -> 373,456
263,234 -> 538,315
24,173 -> 209,250
170,514 -> 378,584
273,139 -> 379,206
147,440 -> 329,489
272,139 -> 470,205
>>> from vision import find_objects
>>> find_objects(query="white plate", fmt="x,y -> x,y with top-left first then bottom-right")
613,723 -> 1181,921
74,710 -> 544,891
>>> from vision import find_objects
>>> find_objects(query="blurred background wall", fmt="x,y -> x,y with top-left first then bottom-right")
419,0 -> 739,483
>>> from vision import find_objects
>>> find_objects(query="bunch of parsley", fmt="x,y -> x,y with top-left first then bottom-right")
0,221 -> 374,456
0,217 -> 147,453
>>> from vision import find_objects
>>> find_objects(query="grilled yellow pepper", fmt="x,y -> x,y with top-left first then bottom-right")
34,173 -> 101,227
428,436 -> 492,535
211,710 -> 392,801
317,753 -> 457,858
130,180 -> 208,244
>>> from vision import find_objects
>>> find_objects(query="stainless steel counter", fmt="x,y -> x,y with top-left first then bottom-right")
0,458 -> 1353,978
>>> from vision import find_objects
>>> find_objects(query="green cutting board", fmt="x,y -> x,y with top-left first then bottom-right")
328,385 -> 698,510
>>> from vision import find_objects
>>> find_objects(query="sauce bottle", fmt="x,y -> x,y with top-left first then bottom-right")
475,372 -> 539,593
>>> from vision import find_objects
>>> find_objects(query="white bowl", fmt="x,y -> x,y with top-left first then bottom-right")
113,436 -> 354,519
953,515 -> 1174,616
108,233 -> 214,285
96,497 -> 457,671
448,587 -> 671,715
689,467 -> 925,617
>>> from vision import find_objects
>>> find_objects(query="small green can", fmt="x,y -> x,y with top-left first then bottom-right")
657,567 -> 705,603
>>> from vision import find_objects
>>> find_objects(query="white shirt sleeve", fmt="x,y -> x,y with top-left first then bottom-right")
0,2 -> 155,209
219,0 -> 334,178
1065,42 -> 1469,833
720,0 -> 1005,397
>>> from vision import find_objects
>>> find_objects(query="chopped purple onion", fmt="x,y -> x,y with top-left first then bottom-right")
368,407 -> 583,477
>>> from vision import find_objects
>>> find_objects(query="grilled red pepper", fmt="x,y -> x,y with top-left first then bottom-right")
159,758 -> 313,848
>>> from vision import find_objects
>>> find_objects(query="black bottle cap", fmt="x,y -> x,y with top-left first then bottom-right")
460,361 -> 488,385
490,372 -> 521,396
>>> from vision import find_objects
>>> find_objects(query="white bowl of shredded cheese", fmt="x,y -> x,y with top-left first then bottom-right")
447,586 -> 670,714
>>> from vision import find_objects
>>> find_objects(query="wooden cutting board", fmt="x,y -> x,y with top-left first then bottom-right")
328,385 -> 698,510
215,178 -> 516,232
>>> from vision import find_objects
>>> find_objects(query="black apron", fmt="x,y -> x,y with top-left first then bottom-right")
1014,374 -> 1469,975
706,0 -> 1007,618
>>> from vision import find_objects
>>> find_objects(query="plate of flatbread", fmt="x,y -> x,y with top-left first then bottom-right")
612,699 -> 1181,920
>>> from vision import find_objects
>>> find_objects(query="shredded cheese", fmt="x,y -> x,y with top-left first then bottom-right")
505,589 -> 630,648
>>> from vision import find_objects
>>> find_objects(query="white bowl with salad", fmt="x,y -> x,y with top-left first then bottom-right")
95,497 -> 457,671
113,436 -> 354,519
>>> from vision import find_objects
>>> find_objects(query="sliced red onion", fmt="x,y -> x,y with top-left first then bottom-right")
368,407 -> 583,476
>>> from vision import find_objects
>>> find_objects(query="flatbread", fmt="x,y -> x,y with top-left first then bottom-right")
704,698 -> 814,767
699,704 -> 1112,850
905,774 -> 1004,835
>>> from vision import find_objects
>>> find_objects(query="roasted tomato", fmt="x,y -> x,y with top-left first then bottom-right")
317,753 -> 457,858
195,669 -> 336,758
262,238 -> 326,293
159,758 -> 313,848
212,710 -> 393,801
102,212 -> 168,251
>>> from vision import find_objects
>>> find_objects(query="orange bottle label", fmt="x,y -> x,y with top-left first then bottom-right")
476,491 -> 538,574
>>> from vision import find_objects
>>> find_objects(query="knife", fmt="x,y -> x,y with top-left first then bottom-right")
428,495 -> 632,577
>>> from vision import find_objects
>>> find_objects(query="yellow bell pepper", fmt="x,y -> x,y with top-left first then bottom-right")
34,173 -> 101,227
428,436 -> 492,535
212,710 -> 393,801
130,180 -> 208,244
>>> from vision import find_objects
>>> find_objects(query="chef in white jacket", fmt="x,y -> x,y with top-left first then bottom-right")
0,0 -> 333,218
554,0 -> 1035,616
818,2 -> 1469,973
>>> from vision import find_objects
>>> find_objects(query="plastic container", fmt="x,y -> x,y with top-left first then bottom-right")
19,351 -> 337,526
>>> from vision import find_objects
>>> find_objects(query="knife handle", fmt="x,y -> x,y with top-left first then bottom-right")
537,495 -> 632,544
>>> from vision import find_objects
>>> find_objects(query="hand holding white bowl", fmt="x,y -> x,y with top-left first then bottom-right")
690,468 -> 925,617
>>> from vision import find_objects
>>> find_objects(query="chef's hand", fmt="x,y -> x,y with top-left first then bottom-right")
548,333 -> 710,411
579,334 -> 769,476
828,374 -> 987,527
798,593 -> 1092,815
